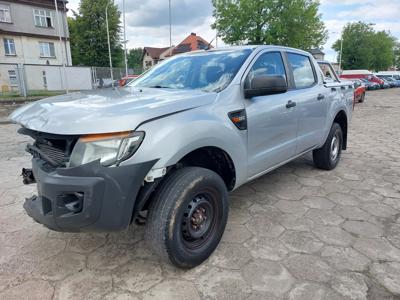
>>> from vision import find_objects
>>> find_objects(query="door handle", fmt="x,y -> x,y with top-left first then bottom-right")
286,100 -> 296,109
341,86 -> 346,90
331,87 -> 337,92
317,94 -> 325,101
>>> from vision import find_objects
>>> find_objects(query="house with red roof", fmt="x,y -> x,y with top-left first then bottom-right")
142,33 -> 212,70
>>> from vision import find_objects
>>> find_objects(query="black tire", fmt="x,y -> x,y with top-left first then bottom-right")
313,123 -> 343,170
146,167 -> 229,268
359,92 -> 365,103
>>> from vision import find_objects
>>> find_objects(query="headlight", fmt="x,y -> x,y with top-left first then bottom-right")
69,131 -> 144,167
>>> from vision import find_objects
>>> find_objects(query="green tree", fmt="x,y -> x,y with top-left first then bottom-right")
211,0 -> 327,49
333,22 -> 396,71
394,43 -> 400,70
69,0 -> 123,67
127,48 -> 143,72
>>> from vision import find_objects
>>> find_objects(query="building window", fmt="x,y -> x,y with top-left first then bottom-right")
39,42 -> 55,58
3,38 -> 16,55
0,4 -> 11,23
8,70 -> 18,86
34,9 -> 52,27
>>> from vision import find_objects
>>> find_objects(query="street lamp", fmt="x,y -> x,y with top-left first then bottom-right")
331,30 -> 344,74
122,0 -> 128,76
54,0 -> 69,93
105,1 -> 114,88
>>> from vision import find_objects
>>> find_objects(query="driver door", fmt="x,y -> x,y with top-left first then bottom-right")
245,51 -> 298,179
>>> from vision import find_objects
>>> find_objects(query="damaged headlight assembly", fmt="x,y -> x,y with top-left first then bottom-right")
69,131 -> 144,167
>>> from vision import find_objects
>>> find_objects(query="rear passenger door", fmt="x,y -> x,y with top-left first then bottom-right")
285,52 -> 328,154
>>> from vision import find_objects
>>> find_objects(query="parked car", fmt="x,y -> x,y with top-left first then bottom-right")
377,75 -> 400,87
359,78 -> 380,90
10,46 -> 353,268
353,80 -> 366,102
119,74 -> 139,87
340,70 -> 385,88
376,71 -> 400,81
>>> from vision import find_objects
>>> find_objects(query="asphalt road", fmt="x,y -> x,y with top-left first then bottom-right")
0,88 -> 400,299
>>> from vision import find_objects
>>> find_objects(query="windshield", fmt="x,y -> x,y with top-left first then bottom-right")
130,49 -> 252,92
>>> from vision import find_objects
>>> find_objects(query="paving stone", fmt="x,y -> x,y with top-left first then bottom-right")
327,192 -> 360,206
311,225 -> 354,246
274,200 -> 309,214
244,237 -> 289,261
321,246 -> 370,272
210,242 -> 252,270
221,222 -> 252,243
370,262 -> 400,295
284,254 -> 334,282
20,236 -> 66,262
195,267 -> 252,300
66,233 -> 107,254
305,209 -> 344,226
361,202 -> 399,218
353,238 -> 400,262
107,225 -> 145,245
0,280 -> 53,300
245,215 -> 285,238
279,214 -> 314,231
386,223 -> 400,249
104,292 -> 140,300
242,260 -> 294,297
279,230 -> 323,254
330,272 -> 368,300
55,270 -> 112,300
113,259 -> 162,293
87,243 -> 136,270
302,196 -> 336,210
342,220 -> 384,238
36,252 -> 86,281
289,282 -> 342,300
142,279 -> 200,300
333,205 -> 371,221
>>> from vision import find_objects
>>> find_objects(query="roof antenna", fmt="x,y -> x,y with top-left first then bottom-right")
205,37 -> 216,50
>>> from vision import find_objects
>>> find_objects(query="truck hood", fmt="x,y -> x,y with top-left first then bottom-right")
10,87 -> 216,135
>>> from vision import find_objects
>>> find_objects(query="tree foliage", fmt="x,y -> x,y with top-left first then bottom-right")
333,22 -> 397,71
68,0 -> 123,67
211,0 -> 328,50
127,48 -> 143,72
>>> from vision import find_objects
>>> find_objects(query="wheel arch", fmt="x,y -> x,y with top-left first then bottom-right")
333,110 -> 348,150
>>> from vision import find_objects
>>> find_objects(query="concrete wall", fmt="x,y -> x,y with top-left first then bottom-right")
0,64 -> 92,92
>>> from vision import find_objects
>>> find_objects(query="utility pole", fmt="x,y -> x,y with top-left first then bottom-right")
169,0 -> 172,56
106,2 -> 114,88
339,33 -> 344,74
122,0 -> 128,76
54,0 -> 69,93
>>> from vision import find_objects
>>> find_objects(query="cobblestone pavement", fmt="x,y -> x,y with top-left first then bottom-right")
1,89 -> 400,300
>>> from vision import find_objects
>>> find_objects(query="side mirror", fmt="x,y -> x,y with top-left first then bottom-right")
244,75 -> 287,99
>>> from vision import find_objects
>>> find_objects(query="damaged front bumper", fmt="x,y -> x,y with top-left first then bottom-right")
23,158 -> 156,232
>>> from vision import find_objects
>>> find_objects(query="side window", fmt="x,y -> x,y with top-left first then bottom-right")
246,52 -> 286,85
287,53 -> 316,88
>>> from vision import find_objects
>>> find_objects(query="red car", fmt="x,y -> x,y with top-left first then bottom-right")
353,79 -> 366,103
119,74 -> 139,87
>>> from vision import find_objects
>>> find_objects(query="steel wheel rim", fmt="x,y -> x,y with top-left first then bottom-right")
330,132 -> 340,161
181,193 -> 218,250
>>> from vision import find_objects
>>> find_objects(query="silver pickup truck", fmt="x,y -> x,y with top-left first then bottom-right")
10,45 -> 354,268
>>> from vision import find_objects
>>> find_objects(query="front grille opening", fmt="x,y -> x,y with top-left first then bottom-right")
42,196 -> 52,215
20,128 -> 78,170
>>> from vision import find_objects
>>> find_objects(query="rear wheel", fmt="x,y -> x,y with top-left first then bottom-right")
146,167 -> 229,268
313,123 -> 343,170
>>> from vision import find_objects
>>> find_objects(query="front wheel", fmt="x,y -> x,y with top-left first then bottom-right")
313,123 -> 343,170
146,167 -> 229,268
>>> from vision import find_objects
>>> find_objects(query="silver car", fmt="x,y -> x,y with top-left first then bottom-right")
10,45 -> 354,268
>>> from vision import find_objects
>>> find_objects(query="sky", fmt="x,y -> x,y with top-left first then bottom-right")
66,0 -> 400,62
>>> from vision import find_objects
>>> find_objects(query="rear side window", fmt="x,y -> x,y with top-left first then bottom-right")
246,52 -> 286,84
287,53 -> 316,89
